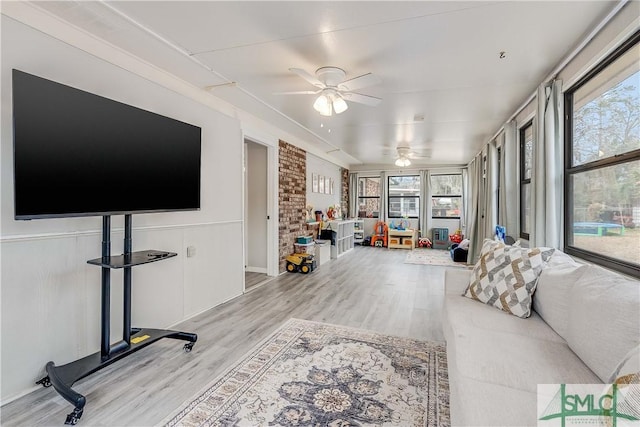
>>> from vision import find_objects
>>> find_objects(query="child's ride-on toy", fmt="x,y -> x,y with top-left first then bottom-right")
285,253 -> 316,274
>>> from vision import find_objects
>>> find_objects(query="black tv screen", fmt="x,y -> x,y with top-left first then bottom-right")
12,69 -> 202,220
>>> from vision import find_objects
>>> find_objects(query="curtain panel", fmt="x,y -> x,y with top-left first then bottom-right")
349,172 -> 358,218
483,141 -> 499,240
531,80 -> 563,249
499,120 -> 519,238
379,171 -> 387,221
419,170 -> 431,239
466,153 -> 483,263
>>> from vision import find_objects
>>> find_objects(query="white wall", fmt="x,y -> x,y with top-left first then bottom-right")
306,153 -> 342,218
1,16 -> 244,402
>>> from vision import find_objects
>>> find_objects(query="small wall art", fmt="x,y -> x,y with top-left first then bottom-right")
318,175 -> 324,193
312,173 -> 318,193
325,177 -> 330,194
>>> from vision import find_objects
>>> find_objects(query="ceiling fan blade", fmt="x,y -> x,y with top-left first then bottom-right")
273,90 -> 321,95
343,92 -> 382,106
289,68 -> 324,88
338,73 -> 381,92
408,149 -> 432,158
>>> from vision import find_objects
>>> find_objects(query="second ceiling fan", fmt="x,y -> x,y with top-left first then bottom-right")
280,67 -> 382,116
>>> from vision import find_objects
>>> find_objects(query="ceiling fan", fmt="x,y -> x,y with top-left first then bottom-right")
390,143 -> 431,167
278,67 -> 382,116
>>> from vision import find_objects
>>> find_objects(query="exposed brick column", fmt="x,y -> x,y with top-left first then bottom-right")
341,167 -> 349,217
278,140 -> 306,272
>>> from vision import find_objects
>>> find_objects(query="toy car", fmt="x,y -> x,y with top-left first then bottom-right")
285,253 -> 316,274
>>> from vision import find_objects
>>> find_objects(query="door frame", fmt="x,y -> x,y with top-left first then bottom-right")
242,129 -> 279,281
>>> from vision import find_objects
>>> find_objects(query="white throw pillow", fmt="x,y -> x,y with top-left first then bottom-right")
463,239 -> 555,318
566,265 -> 640,382
533,254 -> 589,339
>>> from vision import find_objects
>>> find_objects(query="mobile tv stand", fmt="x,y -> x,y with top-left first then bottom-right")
36,215 -> 197,425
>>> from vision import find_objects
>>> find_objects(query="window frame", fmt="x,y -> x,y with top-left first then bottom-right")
520,120 -> 533,240
563,30 -> 640,278
357,176 -> 381,218
430,174 -> 462,219
387,175 -> 420,219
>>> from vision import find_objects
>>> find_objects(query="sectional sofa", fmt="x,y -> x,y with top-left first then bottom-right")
442,241 -> 640,426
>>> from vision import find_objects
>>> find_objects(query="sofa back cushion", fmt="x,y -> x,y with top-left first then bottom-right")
566,265 -> 640,382
533,252 -> 589,338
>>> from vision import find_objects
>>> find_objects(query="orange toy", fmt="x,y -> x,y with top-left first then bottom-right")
370,221 -> 389,247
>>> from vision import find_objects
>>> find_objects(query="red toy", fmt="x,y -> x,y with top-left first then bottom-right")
418,237 -> 432,248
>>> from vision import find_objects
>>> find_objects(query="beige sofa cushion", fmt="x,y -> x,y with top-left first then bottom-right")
533,254 -> 589,338
566,265 -> 640,382
444,293 -> 600,392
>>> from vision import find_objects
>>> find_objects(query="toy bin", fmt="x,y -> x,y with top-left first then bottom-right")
297,236 -> 313,244
294,242 -> 315,255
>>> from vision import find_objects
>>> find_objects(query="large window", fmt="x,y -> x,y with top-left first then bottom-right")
357,176 -> 380,218
520,122 -> 533,240
388,175 -> 420,218
431,174 -> 462,218
565,31 -> 640,276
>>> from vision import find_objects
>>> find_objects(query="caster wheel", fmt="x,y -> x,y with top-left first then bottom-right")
36,376 -> 52,388
65,408 -> 83,425
183,343 -> 195,352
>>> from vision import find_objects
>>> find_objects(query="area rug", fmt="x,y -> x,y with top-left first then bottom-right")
163,318 -> 449,427
404,249 -> 470,268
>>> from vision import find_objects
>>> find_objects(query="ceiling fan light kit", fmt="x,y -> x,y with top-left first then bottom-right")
313,89 -> 349,116
285,66 -> 381,117
395,157 -> 411,167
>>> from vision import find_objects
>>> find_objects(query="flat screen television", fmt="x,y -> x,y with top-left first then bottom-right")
12,69 -> 202,220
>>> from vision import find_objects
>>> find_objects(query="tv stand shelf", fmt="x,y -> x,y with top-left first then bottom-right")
37,215 -> 196,425
87,250 -> 177,268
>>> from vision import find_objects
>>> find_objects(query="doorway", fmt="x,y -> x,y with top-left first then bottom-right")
244,139 -> 270,291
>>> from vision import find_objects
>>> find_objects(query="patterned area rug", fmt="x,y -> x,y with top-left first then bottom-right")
404,249 -> 470,268
163,318 -> 449,427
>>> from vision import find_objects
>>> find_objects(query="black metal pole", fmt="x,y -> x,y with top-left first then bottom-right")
123,214 -> 132,345
101,216 -> 111,360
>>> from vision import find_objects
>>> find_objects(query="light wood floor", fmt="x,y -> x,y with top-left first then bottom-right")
244,271 -> 270,291
1,246 -> 448,426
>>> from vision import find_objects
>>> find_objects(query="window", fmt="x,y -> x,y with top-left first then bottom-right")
388,175 -> 420,218
565,31 -> 640,277
357,176 -> 380,218
520,122 -> 533,240
431,174 -> 462,218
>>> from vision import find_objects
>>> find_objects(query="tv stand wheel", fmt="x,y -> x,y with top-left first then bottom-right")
65,407 -> 83,425
183,342 -> 195,353
36,376 -> 52,388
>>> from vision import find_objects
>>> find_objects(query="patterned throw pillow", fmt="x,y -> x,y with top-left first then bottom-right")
463,239 -> 555,318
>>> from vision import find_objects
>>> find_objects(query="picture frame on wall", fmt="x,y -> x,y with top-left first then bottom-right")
318,175 -> 324,193
312,173 -> 318,193
325,177 -> 330,194
330,178 -> 334,194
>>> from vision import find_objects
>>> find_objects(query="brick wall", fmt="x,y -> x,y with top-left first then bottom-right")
341,168 -> 349,217
278,140 -> 306,272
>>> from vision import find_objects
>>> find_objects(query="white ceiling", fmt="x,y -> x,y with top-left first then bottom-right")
31,1 -> 618,169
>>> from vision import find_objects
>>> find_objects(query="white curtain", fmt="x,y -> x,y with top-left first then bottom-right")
379,171 -> 387,221
419,170 -> 432,239
461,168 -> 468,236
499,121 -> 519,238
483,141 -> 499,239
349,172 -> 358,218
466,153 -> 483,263
531,80 -> 563,248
